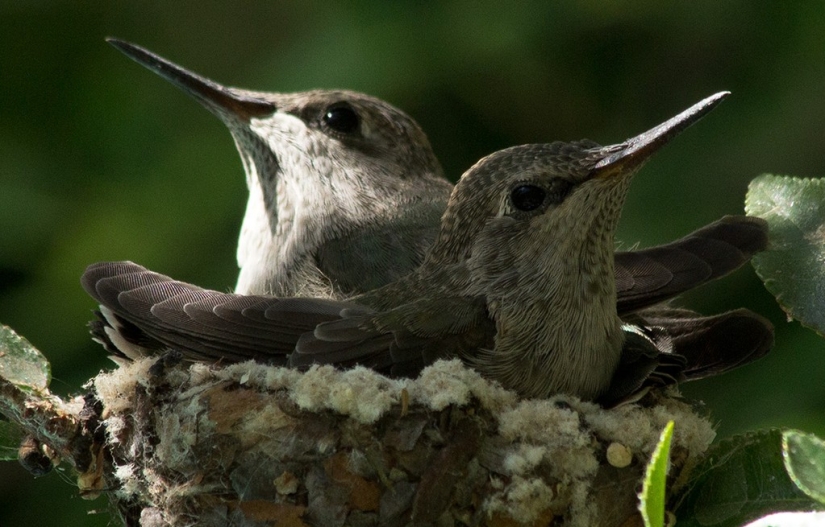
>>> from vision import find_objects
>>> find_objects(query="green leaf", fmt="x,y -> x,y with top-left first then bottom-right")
0,324 -> 50,391
673,429 -> 825,527
783,430 -> 825,505
0,420 -> 24,461
745,174 -> 825,336
640,421 -> 674,527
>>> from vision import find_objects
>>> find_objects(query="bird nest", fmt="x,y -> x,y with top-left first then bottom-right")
87,357 -> 715,527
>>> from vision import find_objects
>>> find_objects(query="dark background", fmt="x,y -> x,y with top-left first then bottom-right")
1,3 -> 823,525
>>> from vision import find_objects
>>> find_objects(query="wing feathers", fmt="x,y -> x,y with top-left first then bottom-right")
615,215 -> 768,313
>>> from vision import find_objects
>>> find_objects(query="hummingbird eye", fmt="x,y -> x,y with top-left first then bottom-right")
510,184 -> 547,212
322,104 -> 361,134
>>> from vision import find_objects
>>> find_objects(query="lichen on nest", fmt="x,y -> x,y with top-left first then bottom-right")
92,358 -> 715,527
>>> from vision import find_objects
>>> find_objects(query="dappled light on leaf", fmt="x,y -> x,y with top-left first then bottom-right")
783,430 -> 825,505
0,325 -> 50,392
746,175 -> 825,335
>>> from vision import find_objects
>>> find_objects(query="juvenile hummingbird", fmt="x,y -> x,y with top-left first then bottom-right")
108,40 -> 765,309
82,93 -> 772,403
108,38 -> 453,297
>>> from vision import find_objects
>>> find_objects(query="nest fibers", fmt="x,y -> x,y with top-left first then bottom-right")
91,358 -> 715,527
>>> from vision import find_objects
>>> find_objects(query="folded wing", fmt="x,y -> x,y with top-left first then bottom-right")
615,215 -> 768,314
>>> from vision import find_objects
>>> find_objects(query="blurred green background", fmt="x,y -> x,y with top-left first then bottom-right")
1,2 -> 824,525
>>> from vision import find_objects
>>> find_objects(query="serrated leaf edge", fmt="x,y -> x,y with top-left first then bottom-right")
639,420 -> 675,527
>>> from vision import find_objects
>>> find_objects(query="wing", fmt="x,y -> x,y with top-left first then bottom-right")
82,261 -> 494,378
82,261 -> 361,364
315,199 -> 447,295
601,307 -> 774,406
597,324 -> 686,407
291,296 -> 494,378
615,215 -> 768,314
630,306 -> 774,380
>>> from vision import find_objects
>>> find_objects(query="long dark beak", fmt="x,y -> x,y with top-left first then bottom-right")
106,38 -> 276,122
594,91 -> 729,177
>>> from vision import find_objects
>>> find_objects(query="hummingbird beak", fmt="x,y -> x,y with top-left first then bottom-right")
106,38 -> 276,122
593,91 -> 730,178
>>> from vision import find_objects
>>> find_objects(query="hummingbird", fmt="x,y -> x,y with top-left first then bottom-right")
107,38 -> 453,297
82,93 -> 772,403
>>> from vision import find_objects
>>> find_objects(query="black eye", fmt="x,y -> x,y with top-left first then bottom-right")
322,104 -> 360,134
510,185 -> 547,211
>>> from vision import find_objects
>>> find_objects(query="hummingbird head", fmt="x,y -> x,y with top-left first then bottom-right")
426,92 -> 730,278
106,39 -> 443,191
107,39 -> 451,295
